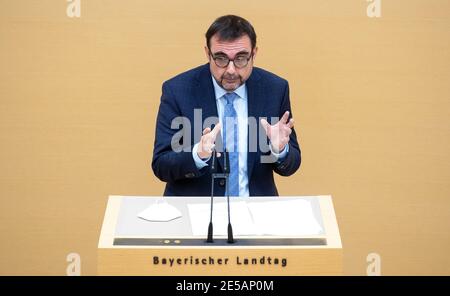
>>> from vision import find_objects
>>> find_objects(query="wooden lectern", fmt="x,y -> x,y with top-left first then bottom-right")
98,195 -> 342,275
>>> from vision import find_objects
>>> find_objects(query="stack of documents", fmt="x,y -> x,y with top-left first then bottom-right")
187,199 -> 322,236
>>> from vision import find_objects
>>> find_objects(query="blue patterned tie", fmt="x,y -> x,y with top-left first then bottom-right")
223,92 -> 239,196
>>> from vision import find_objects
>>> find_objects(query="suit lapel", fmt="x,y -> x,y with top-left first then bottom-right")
194,65 -> 225,170
246,69 -> 262,180
195,64 -> 218,122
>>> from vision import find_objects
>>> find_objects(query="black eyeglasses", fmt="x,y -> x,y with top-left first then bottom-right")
209,52 -> 253,69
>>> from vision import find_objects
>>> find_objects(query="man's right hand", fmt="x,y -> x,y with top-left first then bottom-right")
197,123 -> 221,159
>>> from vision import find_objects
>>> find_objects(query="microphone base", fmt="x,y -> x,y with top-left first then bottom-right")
206,222 -> 214,243
227,223 -> 235,244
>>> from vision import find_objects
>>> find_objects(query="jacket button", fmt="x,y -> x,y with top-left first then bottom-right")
219,179 -> 225,186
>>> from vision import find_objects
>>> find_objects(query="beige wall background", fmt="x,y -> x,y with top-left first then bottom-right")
0,0 -> 449,275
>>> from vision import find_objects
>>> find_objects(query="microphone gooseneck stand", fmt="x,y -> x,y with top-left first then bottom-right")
206,149 -> 234,244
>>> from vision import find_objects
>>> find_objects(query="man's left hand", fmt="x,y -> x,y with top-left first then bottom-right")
260,111 -> 294,153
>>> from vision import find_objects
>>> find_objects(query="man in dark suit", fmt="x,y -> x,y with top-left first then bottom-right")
152,15 -> 301,196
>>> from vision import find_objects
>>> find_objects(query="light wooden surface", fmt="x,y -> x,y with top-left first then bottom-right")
97,195 -> 343,275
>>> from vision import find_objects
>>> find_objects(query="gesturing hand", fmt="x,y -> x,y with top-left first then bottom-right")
197,123 -> 221,159
260,111 -> 294,153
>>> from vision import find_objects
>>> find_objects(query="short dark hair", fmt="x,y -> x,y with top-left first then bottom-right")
205,15 -> 257,50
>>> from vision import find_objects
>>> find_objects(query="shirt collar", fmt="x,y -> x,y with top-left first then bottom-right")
211,76 -> 247,101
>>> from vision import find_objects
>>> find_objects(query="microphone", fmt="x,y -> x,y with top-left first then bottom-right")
224,150 -> 234,244
206,149 -> 217,243
223,147 -> 230,173
210,147 -> 218,173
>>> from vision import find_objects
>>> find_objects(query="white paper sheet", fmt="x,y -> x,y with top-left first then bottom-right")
247,199 -> 323,236
187,199 -> 322,236
187,201 -> 257,236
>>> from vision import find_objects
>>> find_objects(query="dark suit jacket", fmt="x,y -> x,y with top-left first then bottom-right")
152,64 -> 301,196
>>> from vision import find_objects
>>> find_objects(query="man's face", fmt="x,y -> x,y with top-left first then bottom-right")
205,34 -> 257,92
